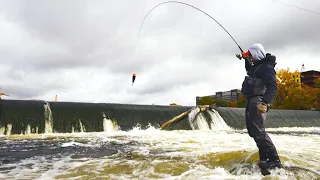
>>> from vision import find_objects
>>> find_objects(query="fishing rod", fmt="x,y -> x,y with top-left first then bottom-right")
137,0 -> 320,63
137,1 -> 249,61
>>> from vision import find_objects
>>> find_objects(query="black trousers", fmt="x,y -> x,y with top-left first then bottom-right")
245,96 -> 280,161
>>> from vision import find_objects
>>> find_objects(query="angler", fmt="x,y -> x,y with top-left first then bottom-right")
240,44 -> 282,175
138,1 -> 283,176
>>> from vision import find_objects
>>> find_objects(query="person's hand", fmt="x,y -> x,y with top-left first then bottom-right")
242,51 -> 251,58
257,102 -> 268,113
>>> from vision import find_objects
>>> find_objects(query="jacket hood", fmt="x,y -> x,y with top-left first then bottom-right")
261,53 -> 277,66
248,44 -> 266,61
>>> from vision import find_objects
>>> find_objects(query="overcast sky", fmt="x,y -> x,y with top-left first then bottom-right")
0,0 -> 319,106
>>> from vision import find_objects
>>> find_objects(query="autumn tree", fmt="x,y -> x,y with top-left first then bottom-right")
272,68 -> 319,110
314,78 -> 320,88
214,99 -> 229,107
226,100 -> 236,107
317,91 -> 320,109
198,96 -> 214,105
315,78 -> 320,108
197,69 -> 319,110
198,96 -> 234,107
234,94 -> 247,108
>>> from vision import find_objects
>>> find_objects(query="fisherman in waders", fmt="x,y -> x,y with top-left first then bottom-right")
240,44 -> 282,174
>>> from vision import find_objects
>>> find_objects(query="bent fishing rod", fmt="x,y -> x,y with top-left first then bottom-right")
137,1 -> 249,61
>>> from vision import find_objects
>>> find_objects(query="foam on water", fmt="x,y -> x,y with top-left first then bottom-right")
61,141 -> 94,147
0,126 -> 319,180
266,127 -> 320,133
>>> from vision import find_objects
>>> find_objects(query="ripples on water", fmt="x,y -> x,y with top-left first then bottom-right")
0,126 -> 319,180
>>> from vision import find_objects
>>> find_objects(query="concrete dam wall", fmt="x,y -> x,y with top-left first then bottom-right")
0,100 -> 192,135
0,100 -> 319,135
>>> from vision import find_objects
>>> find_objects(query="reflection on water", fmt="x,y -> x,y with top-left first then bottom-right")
0,127 -> 319,180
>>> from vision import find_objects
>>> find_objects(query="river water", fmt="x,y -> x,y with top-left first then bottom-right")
0,125 -> 319,180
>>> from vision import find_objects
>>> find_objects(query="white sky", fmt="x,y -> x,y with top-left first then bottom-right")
0,0 -> 319,106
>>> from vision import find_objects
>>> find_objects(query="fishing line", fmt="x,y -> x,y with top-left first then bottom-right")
137,1 -> 245,53
271,0 -> 320,16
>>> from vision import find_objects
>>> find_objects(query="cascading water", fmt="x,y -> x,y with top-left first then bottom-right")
102,113 -> 119,132
44,102 -> 53,133
72,119 -> 86,133
195,113 -> 212,130
189,109 -> 211,130
208,109 -> 232,130
0,126 -> 5,135
0,123 -> 12,136
79,119 -> 85,133
188,107 -> 231,131
25,124 -> 31,134
188,107 -> 201,130
6,123 -> 12,136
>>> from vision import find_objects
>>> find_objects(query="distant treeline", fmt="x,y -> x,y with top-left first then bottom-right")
198,68 -> 320,110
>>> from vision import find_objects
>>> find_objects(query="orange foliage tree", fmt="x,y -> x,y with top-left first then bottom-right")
197,96 -> 237,107
315,78 -> 320,88
314,78 -> 320,108
226,100 -> 236,107
197,72 -> 319,110
234,94 -> 247,108
272,68 -> 320,110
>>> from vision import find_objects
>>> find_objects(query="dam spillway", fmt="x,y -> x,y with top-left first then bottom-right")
0,100 -> 193,135
0,100 -> 319,135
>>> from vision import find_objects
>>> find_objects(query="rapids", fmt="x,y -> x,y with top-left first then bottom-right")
0,101 -> 319,179
0,126 -> 319,180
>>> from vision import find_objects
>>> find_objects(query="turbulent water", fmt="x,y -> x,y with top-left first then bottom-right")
0,126 -> 319,180
0,107 -> 319,179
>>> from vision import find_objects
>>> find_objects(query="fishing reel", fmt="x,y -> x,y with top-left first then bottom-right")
236,51 -> 253,66
236,53 -> 243,60
236,50 -> 250,60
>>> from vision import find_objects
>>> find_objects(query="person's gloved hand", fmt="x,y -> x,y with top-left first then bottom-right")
257,102 -> 268,113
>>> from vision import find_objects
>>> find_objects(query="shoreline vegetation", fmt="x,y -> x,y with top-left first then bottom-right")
198,68 -> 320,110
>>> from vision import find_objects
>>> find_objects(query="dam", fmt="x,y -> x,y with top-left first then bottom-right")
0,99 -> 319,180
1,99 -> 319,135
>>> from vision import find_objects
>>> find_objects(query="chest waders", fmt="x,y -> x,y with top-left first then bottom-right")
241,64 -> 266,98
